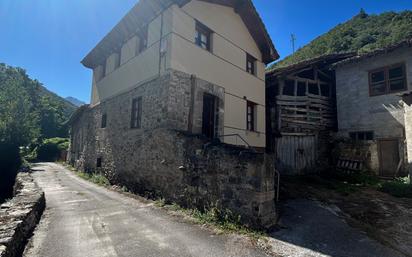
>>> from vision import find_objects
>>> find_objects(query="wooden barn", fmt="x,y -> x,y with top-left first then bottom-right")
266,53 -> 354,174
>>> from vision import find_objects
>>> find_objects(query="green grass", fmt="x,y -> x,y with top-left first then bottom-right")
295,170 -> 412,198
75,171 -> 111,187
295,171 -> 381,196
161,202 -> 266,239
378,177 -> 412,198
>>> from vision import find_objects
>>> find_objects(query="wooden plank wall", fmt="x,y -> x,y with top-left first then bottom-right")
275,135 -> 317,175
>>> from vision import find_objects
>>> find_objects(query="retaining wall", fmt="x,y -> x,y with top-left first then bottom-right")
0,172 -> 45,257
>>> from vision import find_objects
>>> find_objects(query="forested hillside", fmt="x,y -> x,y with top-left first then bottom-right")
0,63 -> 77,202
271,10 -> 412,69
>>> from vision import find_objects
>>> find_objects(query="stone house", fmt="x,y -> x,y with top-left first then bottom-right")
68,0 -> 279,228
334,39 -> 412,177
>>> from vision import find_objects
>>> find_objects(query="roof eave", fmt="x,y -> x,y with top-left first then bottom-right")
82,0 -> 279,68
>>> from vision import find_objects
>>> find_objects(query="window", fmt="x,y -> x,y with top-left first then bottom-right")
96,157 -> 102,168
283,80 -> 295,96
246,54 -> 256,75
131,97 -> 142,129
101,113 -> 107,128
114,52 -> 120,69
369,63 -> 406,96
308,83 -> 319,95
138,26 -> 148,54
349,131 -> 374,141
246,101 -> 257,131
100,62 -> 107,81
195,22 -> 212,51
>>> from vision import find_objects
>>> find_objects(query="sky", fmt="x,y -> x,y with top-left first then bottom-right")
1,0 -> 411,103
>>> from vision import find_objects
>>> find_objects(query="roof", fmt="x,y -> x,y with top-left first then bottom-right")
334,38 -> 412,68
67,105 -> 90,125
81,0 -> 279,68
266,52 -> 356,77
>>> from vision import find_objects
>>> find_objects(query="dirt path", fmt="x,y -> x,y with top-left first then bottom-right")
281,178 -> 412,256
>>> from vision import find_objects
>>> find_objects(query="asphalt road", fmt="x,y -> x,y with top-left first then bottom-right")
24,163 -> 269,257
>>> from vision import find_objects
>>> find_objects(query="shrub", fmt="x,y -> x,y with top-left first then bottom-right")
379,177 -> 412,198
76,171 -> 110,187
0,143 -> 21,203
36,137 -> 69,161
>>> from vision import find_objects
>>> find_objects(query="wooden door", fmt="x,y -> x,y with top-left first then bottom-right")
378,139 -> 400,177
202,93 -> 216,139
275,135 -> 317,175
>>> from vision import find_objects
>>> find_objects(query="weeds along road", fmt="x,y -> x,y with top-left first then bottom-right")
24,163 -> 269,257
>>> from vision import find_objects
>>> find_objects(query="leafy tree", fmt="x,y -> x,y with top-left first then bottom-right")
270,10 -> 412,69
0,63 -> 77,202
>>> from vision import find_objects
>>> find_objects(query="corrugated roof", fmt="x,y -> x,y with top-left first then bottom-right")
81,0 -> 279,68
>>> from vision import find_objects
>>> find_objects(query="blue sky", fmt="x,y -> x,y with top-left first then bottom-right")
1,0 -> 411,103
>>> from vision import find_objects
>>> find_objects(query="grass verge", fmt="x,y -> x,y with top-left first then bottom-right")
378,177 -> 412,198
288,170 -> 412,199
156,200 -> 266,239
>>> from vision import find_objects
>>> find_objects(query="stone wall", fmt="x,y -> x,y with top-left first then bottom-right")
0,173 -> 45,257
68,69 -> 277,228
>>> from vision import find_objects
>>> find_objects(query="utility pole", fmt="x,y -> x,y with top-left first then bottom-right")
291,34 -> 296,53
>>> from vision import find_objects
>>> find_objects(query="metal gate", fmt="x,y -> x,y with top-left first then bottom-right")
275,135 -> 317,175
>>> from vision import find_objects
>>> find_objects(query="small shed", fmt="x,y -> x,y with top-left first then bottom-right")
266,53 -> 354,174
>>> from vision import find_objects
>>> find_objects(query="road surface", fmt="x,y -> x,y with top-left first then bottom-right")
24,163 -> 269,257
24,163 -> 405,257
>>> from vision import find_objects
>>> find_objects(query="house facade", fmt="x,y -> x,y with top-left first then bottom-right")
86,0 -> 277,148
69,0 -> 279,228
335,40 -> 412,177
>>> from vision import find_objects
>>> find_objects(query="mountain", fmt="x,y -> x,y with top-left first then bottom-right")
0,63 -> 77,142
65,96 -> 86,107
270,10 -> 412,69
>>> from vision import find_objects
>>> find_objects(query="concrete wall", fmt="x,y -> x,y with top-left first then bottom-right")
69,70 -> 277,228
335,47 -> 412,174
336,47 -> 412,138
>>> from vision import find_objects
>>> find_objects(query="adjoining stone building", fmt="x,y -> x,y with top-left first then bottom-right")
334,39 -> 412,177
68,0 -> 279,228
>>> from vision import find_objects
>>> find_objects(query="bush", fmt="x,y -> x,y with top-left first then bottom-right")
0,143 -> 21,203
379,177 -> 412,198
76,171 -> 111,187
36,137 -> 69,161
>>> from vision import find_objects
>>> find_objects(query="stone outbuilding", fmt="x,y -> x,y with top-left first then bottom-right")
334,39 -> 412,177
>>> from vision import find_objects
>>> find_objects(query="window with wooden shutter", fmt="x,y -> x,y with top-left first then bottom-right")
246,53 -> 256,75
195,22 -> 212,51
246,101 -> 257,132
